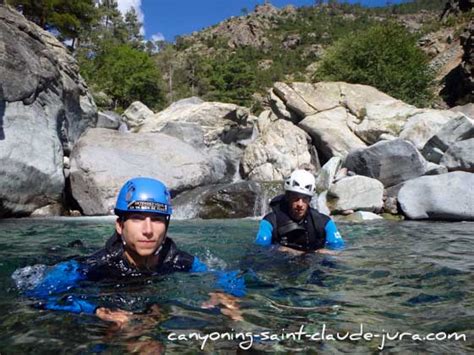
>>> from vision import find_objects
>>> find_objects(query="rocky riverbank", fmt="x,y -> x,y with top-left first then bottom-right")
0,5 -> 473,221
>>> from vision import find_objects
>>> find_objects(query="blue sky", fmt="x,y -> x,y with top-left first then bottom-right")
117,0 -> 408,42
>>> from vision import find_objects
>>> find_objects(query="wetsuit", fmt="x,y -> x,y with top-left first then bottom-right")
17,233 -> 245,315
256,195 -> 344,251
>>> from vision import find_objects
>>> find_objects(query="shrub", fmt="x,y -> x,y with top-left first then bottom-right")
314,22 -> 434,107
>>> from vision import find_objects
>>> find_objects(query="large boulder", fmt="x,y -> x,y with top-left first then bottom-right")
399,109 -> 463,150
140,98 -> 253,146
439,139 -> 474,172
70,128 -> 222,215
327,175 -> 384,212
422,115 -> 474,164
0,6 -> 96,217
0,100 -> 64,217
344,139 -> 427,187
299,107 -> 366,161
398,171 -> 474,221
268,81 -> 421,146
240,119 -> 318,181
172,181 -> 263,219
121,101 -> 154,132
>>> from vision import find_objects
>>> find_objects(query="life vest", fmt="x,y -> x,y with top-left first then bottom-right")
83,233 -> 194,281
265,194 -> 330,251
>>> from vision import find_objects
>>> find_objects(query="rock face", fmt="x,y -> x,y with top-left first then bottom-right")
344,139 -> 427,187
121,101 -> 154,132
422,115 -> 474,165
299,107 -> 366,161
0,6 -> 96,217
241,119 -> 318,181
173,181 -> 263,219
398,109 -> 463,150
398,171 -> 474,221
140,99 -> 253,146
70,128 -> 221,215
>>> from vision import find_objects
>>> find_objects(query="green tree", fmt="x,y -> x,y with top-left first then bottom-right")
10,0 -> 96,45
86,44 -> 165,110
205,55 -> 257,107
124,7 -> 143,47
314,22 -> 434,106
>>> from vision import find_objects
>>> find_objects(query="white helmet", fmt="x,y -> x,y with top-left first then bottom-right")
284,169 -> 315,197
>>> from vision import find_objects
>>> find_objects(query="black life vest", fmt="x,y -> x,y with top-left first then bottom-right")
83,233 -> 195,281
264,194 -> 330,251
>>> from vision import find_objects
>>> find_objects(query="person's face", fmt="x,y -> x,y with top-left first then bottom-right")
116,212 -> 168,257
287,192 -> 311,221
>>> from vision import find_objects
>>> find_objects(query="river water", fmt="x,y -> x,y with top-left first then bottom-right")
0,218 -> 472,353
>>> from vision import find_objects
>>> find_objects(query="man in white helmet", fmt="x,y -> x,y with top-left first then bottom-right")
256,169 -> 344,254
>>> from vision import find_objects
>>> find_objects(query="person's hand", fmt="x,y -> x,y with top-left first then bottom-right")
96,307 -> 133,328
278,246 -> 305,256
202,292 -> 243,321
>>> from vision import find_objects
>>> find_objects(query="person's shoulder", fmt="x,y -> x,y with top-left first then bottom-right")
163,236 -> 195,270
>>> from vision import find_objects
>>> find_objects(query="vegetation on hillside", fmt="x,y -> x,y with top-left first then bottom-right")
314,22 -> 435,106
8,0 -> 467,111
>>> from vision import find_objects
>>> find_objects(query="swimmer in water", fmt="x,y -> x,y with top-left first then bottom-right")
255,169 -> 344,255
13,177 -> 245,326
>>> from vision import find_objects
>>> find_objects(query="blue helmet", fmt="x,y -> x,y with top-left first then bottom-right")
114,177 -> 172,216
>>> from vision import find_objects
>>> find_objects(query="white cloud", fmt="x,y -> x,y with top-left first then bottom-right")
116,0 -> 145,35
151,33 -> 165,42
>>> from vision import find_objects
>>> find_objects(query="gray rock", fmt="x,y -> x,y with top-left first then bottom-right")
315,157 -> 342,193
272,82 -> 317,121
0,6 -> 96,216
344,139 -> 427,187
312,190 -> 331,216
299,107 -> 366,161
241,119 -> 318,181
122,101 -> 154,132
422,115 -> 474,163
440,138 -> 474,172
70,128 -> 221,215
327,175 -> 384,212
160,121 -> 205,148
398,171 -> 474,221
141,100 -> 252,146
0,100 -> 64,217
399,109 -> 461,150
172,181 -> 262,219
97,111 -> 121,129
425,162 -> 449,175
450,103 -> 474,119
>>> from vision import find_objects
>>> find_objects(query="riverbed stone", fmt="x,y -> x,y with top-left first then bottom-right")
398,171 -> 474,221
422,115 -> 474,163
327,175 -> 384,212
344,139 -> 427,187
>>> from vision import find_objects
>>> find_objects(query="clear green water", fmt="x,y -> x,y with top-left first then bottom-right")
0,218 -> 472,353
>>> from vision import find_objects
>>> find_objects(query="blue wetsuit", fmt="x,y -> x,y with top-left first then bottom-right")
17,233 -> 245,315
256,195 -> 344,251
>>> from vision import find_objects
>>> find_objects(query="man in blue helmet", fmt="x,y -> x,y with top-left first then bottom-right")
14,177 -> 245,325
256,170 -> 344,255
